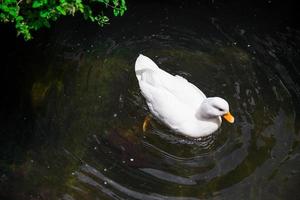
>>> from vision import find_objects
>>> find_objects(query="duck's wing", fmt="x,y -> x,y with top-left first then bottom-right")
139,68 -> 206,110
139,80 -> 191,128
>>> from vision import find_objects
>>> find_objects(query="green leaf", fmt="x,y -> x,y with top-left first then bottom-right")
0,5 -> 10,13
5,0 -> 17,4
7,7 -> 18,17
94,0 -> 109,4
78,4 -> 84,13
112,0 -> 119,6
40,10 -> 49,18
113,8 -> 119,16
56,6 -> 66,15
120,8 -> 125,16
32,1 -> 44,8
0,13 -> 6,20
16,15 -> 24,21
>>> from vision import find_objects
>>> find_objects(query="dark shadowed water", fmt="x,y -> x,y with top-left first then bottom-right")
1,1 -> 300,200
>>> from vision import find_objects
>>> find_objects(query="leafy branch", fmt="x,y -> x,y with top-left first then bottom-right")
0,0 -> 127,40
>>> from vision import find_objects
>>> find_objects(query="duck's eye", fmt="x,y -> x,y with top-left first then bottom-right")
214,105 -> 224,112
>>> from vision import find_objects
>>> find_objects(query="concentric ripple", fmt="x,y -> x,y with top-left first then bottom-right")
6,3 -> 299,200
31,21 -> 298,200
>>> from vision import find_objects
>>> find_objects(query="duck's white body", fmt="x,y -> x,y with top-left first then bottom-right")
135,54 -> 233,138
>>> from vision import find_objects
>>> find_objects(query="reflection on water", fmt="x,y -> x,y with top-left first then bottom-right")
1,1 -> 300,200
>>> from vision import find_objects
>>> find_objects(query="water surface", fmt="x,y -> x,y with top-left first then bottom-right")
0,1 -> 300,200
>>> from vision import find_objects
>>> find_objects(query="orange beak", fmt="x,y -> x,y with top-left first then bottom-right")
223,112 -> 234,123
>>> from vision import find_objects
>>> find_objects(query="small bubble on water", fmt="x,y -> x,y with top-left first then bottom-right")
240,29 -> 246,35
130,158 -> 134,162
113,113 -> 118,117
104,168 -> 107,172
119,95 -> 124,102
104,181 -> 108,185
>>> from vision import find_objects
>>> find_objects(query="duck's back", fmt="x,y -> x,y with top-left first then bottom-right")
135,54 -> 206,110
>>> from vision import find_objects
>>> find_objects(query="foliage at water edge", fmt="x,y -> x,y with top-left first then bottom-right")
0,0 -> 126,40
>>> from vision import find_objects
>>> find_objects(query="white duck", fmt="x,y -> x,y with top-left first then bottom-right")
135,54 -> 234,138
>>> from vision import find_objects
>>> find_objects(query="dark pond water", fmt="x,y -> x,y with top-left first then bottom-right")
1,1 -> 300,199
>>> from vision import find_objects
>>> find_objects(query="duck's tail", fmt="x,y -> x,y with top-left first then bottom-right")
135,54 -> 159,81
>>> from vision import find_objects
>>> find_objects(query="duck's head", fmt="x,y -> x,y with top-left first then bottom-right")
197,97 -> 234,123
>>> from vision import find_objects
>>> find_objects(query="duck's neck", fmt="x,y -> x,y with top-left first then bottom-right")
196,109 -> 222,123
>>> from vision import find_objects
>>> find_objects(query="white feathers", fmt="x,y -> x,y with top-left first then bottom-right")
135,54 -> 232,137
